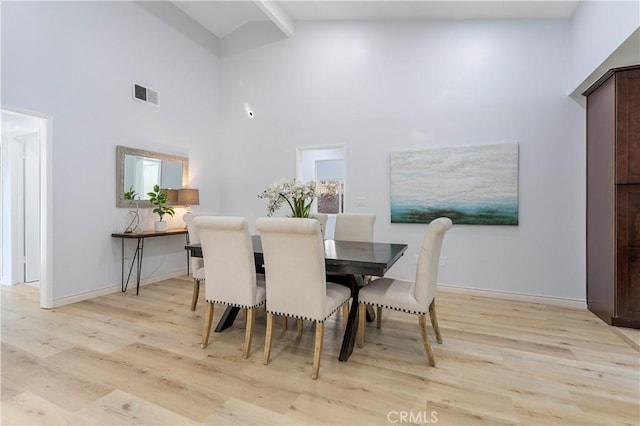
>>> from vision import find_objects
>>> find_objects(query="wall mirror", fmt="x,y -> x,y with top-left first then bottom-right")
116,145 -> 188,207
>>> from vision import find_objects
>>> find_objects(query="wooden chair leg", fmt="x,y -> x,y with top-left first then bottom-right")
297,319 -> 304,336
357,302 -> 366,348
243,307 -> 255,359
201,302 -> 214,349
419,314 -> 436,367
282,316 -> 288,330
191,279 -> 200,311
376,306 -> 382,329
312,322 -> 324,380
428,300 -> 443,344
264,312 -> 274,365
342,303 -> 349,328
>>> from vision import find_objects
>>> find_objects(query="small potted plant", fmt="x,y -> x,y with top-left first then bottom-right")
147,184 -> 175,232
124,185 -> 138,202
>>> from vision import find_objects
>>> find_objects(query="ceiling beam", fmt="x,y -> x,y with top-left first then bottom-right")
254,1 -> 294,38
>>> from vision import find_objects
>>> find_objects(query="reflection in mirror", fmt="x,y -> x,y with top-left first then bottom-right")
116,145 -> 188,207
123,155 -> 182,198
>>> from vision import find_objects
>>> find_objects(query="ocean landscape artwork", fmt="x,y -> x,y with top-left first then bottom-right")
390,143 -> 519,225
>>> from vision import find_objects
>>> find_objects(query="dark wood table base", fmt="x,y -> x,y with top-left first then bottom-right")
214,306 -> 241,333
212,273 -> 371,362
339,274 -> 365,361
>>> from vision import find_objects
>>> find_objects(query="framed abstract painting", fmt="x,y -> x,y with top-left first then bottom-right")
390,143 -> 519,225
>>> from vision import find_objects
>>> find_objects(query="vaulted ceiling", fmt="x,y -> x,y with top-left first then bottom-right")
172,1 -> 580,39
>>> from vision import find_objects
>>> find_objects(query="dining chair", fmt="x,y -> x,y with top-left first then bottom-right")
256,217 -> 351,379
295,213 -> 346,333
334,213 -> 375,242
357,217 -> 452,366
309,212 -> 328,239
334,213 -> 377,290
194,216 -> 266,359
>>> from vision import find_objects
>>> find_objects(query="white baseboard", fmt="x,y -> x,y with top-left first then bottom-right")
51,274 -> 587,310
52,270 -> 186,308
438,283 -> 587,309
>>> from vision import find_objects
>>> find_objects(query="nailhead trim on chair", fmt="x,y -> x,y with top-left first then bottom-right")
205,299 -> 266,309
267,301 -> 349,323
361,302 -> 427,315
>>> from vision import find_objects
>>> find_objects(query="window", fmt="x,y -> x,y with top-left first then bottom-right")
315,159 -> 343,214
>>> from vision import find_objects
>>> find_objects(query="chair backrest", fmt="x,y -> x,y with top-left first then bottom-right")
194,216 -> 258,307
309,213 -> 328,238
413,217 -> 453,307
184,212 -> 216,272
334,213 -> 376,242
256,217 -> 327,321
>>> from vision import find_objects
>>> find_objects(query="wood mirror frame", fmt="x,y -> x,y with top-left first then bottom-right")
116,145 -> 188,208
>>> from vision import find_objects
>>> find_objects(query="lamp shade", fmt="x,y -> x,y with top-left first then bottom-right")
178,188 -> 199,205
165,189 -> 179,205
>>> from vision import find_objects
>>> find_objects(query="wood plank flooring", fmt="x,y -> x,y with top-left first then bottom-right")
2,276 -> 639,425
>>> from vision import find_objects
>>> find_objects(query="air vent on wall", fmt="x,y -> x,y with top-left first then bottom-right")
133,83 -> 159,106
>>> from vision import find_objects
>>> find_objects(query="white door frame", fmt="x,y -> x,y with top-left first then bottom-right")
21,131 -> 41,283
2,106 -> 53,308
295,144 -> 346,183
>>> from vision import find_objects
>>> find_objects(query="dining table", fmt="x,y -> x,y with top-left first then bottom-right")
186,235 -> 408,362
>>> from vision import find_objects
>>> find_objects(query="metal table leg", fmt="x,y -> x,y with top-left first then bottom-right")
122,236 -> 143,295
121,238 -> 126,292
135,237 -> 144,295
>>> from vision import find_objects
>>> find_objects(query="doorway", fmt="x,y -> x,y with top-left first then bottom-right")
297,145 -> 345,239
1,107 -> 51,308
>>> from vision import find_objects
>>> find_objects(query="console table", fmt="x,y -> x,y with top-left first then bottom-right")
112,228 -> 188,295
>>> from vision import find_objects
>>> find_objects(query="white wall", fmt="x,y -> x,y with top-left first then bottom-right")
569,0 -> 640,95
1,2 -> 221,303
4,2 -> 635,305
219,20 -> 586,301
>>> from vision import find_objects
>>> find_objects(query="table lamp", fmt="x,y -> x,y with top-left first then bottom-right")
178,188 -> 199,213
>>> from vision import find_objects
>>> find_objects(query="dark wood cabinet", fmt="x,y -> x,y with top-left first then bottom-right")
584,65 -> 640,328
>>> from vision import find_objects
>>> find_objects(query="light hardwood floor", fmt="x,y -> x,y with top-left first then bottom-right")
2,276 -> 639,425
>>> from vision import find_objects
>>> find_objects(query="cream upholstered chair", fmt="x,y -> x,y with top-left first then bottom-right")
334,213 -> 377,288
194,216 -> 266,359
357,217 -> 452,366
334,213 -> 375,242
183,212 -> 209,310
256,217 -> 351,379
296,213 -> 330,333
309,212 -> 328,239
